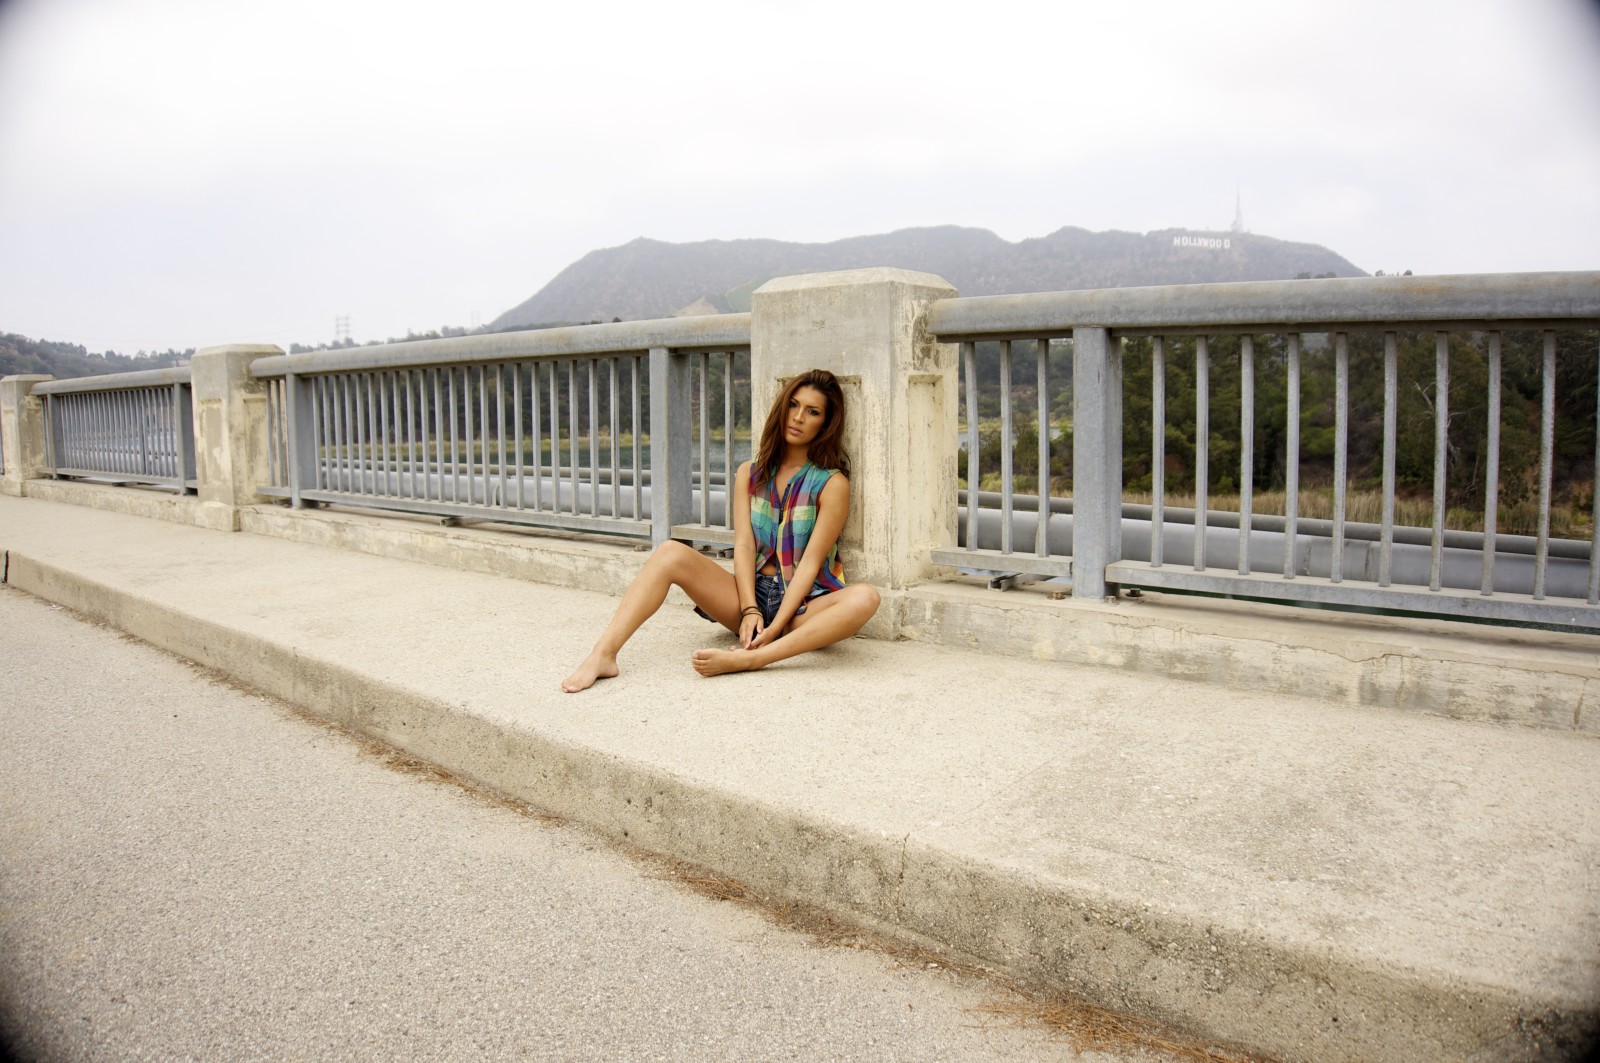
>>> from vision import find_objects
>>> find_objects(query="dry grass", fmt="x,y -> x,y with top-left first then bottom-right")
975,995 -> 1271,1063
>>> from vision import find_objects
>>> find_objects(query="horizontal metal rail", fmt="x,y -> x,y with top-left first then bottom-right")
933,271 -> 1600,630
928,271 -> 1600,338
38,371 -> 197,493
251,315 -> 752,377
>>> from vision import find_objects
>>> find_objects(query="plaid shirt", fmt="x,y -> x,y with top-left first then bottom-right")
750,461 -> 846,600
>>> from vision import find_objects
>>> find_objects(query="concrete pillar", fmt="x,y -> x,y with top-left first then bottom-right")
190,345 -> 281,531
750,268 -> 959,634
1,375 -> 53,497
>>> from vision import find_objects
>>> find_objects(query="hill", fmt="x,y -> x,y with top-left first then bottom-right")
491,225 -> 1366,328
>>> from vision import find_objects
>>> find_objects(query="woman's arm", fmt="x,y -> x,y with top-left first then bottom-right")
751,472 -> 850,646
731,461 -> 763,648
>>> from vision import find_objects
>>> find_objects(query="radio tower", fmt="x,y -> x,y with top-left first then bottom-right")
334,315 -> 351,344
1231,189 -> 1246,234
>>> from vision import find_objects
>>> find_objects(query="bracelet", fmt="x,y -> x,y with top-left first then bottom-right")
740,606 -> 762,618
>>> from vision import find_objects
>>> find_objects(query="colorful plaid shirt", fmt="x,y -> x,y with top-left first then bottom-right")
750,461 -> 846,600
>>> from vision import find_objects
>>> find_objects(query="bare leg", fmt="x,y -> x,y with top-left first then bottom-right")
692,584 -> 880,677
563,541 -> 740,692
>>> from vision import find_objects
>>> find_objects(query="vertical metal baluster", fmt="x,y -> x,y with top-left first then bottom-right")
395,371 -> 409,499
963,342 -> 978,552
553,362 -> 564,513
588,358 -> 600,518
1000,340 -> 1014,555
431,369 -> 445,502
513,364 -> 525,510
698,352 -> 710,527
443,368 -> 458,503
1534,331 -> 1556,600
391,371 -> 404,498
1151,336 -> 1166,568
529,361 -> 543,511
632,355 -> 643,523
318,377 -> 334,489
403,371 -> 417,500
337,375 -> 353,493
318,379 -> 331,490
1036,339 -> 1051,557
345,374 -> 358,493
1481,334 -> 1501,595
1331,333 -> 1349,583
483,365 -> 495,506
1193,336 -> 1209,572
1285,335 -> 1301,579
432,369 -> 446,504
723,352 -> 734,530
1429,334 -> 1450,592
331,375 -> 344,492
1590,333 -> 1600,605
1239,335 -> 1255,575
1380,332 -> 1398,587
567,360 -> 580,515
610,358 -> 621,519
366,373 -> 378,496
496,365 -> 509,509
265,381 -> 277,486
468,366 -> 482,505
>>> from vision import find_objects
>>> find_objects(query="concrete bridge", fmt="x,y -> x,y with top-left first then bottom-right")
2,269 -> 1598,1061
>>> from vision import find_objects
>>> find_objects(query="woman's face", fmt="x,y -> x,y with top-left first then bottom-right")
783,385 -> 829,449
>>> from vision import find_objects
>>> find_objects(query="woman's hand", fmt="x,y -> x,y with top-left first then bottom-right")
738,612 -> 764,649
748,620 -> 783,650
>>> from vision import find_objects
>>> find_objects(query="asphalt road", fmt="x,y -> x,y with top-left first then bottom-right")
0,586 -> 1152,1063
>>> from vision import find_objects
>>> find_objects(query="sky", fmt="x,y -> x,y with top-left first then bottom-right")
0,0 -> 1597,355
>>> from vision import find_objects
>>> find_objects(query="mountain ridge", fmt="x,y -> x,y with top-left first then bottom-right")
492,224 -> 1366,328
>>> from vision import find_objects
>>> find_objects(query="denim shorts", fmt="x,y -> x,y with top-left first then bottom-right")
697,573 -> 805,627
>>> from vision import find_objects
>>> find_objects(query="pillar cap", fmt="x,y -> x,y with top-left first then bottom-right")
754,267 -> 955,296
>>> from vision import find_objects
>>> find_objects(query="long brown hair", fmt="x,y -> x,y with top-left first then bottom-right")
749,369 -> 849,489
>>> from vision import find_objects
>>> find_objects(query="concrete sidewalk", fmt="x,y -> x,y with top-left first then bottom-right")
2,493 -> 1597,1062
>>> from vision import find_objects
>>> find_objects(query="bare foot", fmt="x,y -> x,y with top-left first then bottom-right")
562,651 -> 619,692
691,647 -> 763,677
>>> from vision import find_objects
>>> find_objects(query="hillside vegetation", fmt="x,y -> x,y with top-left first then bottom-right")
0,333 -> 189,381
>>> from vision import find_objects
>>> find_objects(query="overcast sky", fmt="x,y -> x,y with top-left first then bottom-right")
1,0 -> 1597,355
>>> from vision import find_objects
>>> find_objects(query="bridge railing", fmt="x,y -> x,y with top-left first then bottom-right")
34,368 -> 197,493
248,316 -> 751,545
928,272 -> 1600,629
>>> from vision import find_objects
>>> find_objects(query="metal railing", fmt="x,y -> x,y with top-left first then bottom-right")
35,368 -> 197,493
928,271 -> 1600,630
251,317 -> 751,545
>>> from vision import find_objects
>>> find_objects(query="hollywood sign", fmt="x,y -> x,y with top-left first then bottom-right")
1173,236 -> 1233,250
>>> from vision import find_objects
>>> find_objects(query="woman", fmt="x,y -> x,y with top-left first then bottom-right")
561,369 -> 880,692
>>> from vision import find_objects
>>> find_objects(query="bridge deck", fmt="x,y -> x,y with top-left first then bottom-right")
1,493 -> 1596,1062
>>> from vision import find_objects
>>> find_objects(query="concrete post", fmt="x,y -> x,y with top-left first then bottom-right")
1,375 -> 53,497
189,345 -> 281,531
750,268 -> 960,635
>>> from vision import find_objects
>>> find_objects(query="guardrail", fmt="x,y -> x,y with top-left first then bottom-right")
35,368 -> 197,493
249,316 -> 752,545
929,271 -> 1600,629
